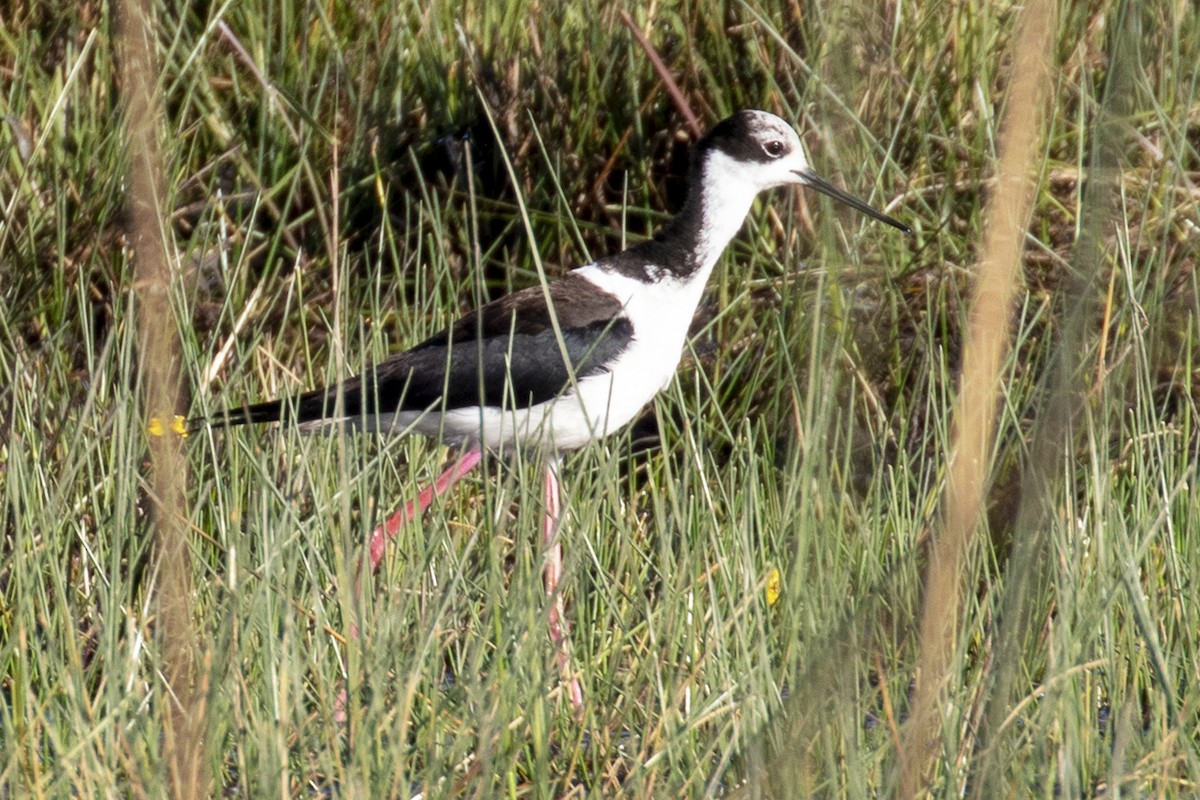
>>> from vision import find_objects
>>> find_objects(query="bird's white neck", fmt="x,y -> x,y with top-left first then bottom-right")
592,146 -> 774,289
684,148 -> 766,281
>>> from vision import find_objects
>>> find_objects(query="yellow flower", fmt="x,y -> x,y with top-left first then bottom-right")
766,567 -> 781,606
147,415 -> 189,437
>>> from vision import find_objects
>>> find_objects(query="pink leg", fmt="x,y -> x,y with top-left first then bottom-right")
363,448 -> 483,579
543,460 -> 584,710
340,448 -> 483,721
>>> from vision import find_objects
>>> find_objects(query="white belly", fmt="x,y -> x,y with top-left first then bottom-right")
378,334 -> 682,451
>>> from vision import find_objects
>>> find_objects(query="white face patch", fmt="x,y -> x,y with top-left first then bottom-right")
724,113 -> 811,187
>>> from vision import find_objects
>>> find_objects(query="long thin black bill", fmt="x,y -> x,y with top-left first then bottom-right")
796,167 -> 911,234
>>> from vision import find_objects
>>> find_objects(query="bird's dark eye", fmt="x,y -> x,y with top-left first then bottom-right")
763,140 -> 786,158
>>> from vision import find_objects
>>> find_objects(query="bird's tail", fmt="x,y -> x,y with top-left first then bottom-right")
147,398 -> 291,439
208,398 -> 292,429
147,388 -> 351,439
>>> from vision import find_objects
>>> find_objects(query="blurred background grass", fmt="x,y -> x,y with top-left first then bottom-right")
2,0 -> 1198,796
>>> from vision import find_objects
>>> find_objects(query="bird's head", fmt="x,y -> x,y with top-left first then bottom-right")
698,109 -> 910,234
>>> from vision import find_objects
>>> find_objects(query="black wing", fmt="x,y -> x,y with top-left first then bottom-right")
213,272 -> 633,427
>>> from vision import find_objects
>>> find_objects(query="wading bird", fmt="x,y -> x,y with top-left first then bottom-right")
181,109 -> 909,709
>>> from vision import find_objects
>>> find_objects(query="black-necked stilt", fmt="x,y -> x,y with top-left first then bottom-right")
197,109 -> 908,710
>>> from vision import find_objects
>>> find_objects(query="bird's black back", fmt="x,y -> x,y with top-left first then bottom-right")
213,272 -> 633,429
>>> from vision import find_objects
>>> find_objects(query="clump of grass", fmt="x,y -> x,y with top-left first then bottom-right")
2,0 -> 1199,796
